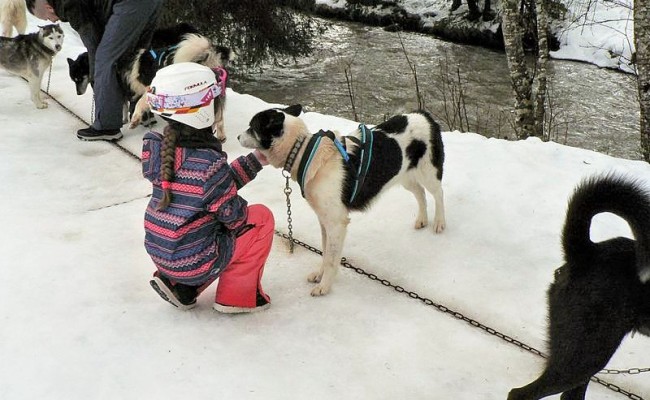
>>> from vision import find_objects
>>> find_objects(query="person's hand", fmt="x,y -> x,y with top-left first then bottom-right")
252,149 -> 269,166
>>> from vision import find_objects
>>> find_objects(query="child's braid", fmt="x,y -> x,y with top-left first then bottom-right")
157,124 -> 179,210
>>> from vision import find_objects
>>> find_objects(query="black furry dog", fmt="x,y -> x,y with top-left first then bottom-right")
508,175 -> 650,400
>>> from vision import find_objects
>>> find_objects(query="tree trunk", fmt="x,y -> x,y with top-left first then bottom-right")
502,0 -> 534,138
532,0 -> 549,139
635,0 -> 650,162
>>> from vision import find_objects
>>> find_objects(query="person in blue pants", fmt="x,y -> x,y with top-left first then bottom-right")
28,0 -> 163,141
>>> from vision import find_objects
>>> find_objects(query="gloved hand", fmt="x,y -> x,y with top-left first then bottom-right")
252,149 -> 269,166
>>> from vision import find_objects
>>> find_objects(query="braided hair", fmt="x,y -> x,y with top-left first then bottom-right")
157,122 -> 180,210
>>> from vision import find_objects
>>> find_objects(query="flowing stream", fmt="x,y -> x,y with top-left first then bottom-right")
231,18 -> 641,160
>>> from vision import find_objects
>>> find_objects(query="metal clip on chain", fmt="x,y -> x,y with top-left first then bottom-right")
282,170 -> 294,253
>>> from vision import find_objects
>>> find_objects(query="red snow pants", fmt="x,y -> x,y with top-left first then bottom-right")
214,204 -> 274,307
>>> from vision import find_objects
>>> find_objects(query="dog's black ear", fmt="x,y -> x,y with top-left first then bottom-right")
284,104 -> 302,117
267,111 -> 286,136
67,58 -> 73,66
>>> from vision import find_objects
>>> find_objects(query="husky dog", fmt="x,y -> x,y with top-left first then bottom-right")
0,0 -> 26,37
508,175 -> 650,400
0,24 -> 64,108
239,105 -> 446,296
66,51 -> 89,95
67,24 -> 233,140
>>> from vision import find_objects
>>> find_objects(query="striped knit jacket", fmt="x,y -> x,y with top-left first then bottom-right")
142,131 -> 263,286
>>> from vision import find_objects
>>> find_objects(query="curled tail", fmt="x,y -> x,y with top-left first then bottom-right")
174,34 -> 234,68
562,174 -> 650,283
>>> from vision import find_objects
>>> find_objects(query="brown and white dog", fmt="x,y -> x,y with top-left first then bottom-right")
239,105 -> 446,296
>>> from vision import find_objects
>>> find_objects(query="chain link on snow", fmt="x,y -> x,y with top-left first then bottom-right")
46,60 -> 52,94
273,230 -> 647,400
40,90 -> 647,400
282,171 -> 295,253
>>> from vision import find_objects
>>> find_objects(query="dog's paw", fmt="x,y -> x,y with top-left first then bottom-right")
433,219 -> 446,233
36,101 -> 48,109
310,284 -> 331,296
307,271 -> 322,283
414,218 -> 428,229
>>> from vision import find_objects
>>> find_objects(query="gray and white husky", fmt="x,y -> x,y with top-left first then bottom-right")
0,24 -> 64,108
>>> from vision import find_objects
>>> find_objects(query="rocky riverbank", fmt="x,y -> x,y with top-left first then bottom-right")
312,0 -> 506,49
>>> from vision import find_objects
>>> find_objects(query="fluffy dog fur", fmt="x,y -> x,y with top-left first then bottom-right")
0,0 -> 26,37
508,175 -> 650,400
239,105 -> 446,296
67,24 -> 233,140
0,24 -> 64,108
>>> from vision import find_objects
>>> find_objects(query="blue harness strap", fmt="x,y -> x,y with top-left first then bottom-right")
296,126 -> 374,205
149,44 -> 180,69
348,124 -> 374,204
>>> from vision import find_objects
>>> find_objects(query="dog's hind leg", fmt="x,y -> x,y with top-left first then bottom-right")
421,177 -> 446,233
15,12 -> 26,35
560,383 -> 588,400
403,179 -> 428,229
508,371 -> 589,400
509,317 -> 627,400
1,21 -> 10,37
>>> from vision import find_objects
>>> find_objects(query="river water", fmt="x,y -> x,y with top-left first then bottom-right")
231,19 -> 641,160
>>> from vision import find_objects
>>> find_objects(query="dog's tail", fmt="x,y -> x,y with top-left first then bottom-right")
562,174 -> 650,283
173,34 -> 234,68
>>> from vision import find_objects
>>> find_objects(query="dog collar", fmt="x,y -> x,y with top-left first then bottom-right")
283,135 -> 306,174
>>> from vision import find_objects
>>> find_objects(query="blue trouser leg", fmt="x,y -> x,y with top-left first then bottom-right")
92,0 -> 163,130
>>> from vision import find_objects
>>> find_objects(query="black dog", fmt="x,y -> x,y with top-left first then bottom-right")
508,175 -> 650,400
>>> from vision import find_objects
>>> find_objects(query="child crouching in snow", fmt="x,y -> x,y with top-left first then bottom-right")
142,62 -> 274,313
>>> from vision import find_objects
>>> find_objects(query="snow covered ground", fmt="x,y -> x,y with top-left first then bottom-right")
0,16 -> 648,400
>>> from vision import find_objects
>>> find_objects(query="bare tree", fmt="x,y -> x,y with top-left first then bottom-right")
502,0 -> 551,139
635,0 -> 650,161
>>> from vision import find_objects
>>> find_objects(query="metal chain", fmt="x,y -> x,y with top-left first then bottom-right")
274,231 -> 647,400
599,367 -> 650,375
91,94 -> 95,124
36,88 -> 648,400
282,172 -> 295,253
46,60 -> 53,94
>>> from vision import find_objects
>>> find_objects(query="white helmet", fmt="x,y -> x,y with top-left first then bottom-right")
146,62 -> 221,129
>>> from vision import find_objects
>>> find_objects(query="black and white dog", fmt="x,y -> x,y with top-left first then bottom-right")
67,23 -> 233,140
0,24 -> 64,108
508,175 -> 650,400
239,105 -> 446,296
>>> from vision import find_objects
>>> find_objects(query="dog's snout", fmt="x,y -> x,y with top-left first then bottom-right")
55,45 -> 62,51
